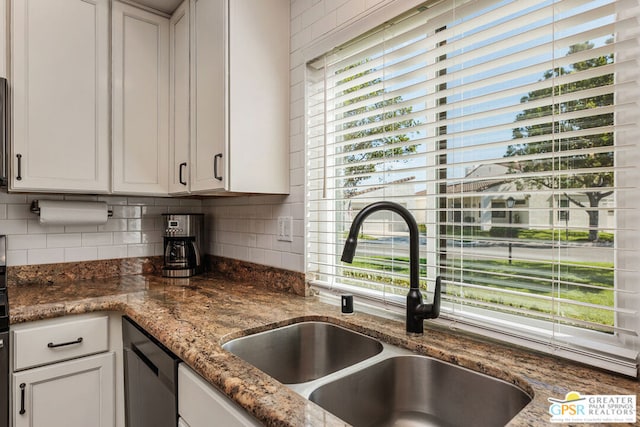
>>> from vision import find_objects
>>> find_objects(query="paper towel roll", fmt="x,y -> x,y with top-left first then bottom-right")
38,200 -> 109,225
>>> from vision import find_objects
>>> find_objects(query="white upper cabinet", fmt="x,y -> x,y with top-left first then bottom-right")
188,0 -> 289,195
11,0 -> 110,193
8,0 -> 288,196
112,1 -> 170,195
168,0 -> 190,195
226,0 -> 289,194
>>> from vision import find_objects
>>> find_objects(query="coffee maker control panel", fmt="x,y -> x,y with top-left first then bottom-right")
165,219 -> 184,235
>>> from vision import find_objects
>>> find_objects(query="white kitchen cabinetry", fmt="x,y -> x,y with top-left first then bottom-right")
10,0 -> 110,193
187,0 -> 289,194
13,353 -> 115,427
11,313 -> 120,427
178,363 -> 260,427
169,0 -> 191,195
112,1 -> 170,195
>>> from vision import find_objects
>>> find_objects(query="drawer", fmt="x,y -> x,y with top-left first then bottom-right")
13,314 -> 109,371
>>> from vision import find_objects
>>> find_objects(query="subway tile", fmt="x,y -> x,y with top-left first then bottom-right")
282,253 -> 304,272
142,205 -> 168,216
140,218 -> 156,231
64,247 -> 98,262
111,206 -> 141,219
126,197 -> 156,206
64,224 -> 99,233
256,234 -> 272,250
98,245 -> 128,260
97,195 -> 128,205
141,230 -> 163,244
337,0 -> 366,26
153,243 -> 164,256
127,244 -> 155,257
27,194 -> 63,203
127,219 -> 142,231
248,247 -> 266,265
0,219 -> 28,235
311,10 -> 337,39
7,203 -> 32,220
27,219 -> 65,234
113,231 -> 141,245
27,248 -> 64,265
63,194 -> 98,202
81,232 -> 113,247
98,219 -> 128,232
0,192 -> 27,204
178,198 -> 202,207
264,250 -> 283,268
7,250 -> 27,266
8,234 -> 47,250
301,1 -> 324,28
47,233 -> 82,248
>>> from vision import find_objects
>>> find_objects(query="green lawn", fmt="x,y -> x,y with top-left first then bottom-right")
345,256 -> 614,328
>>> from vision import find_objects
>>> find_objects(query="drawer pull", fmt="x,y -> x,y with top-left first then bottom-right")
47,337 -> 83,349
19,383 -> 26,415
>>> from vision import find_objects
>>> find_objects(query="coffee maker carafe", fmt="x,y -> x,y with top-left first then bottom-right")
162,213 -> 204,277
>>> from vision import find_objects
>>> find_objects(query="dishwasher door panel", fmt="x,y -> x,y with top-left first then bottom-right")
124,347 -> 177,427
122,316 -> 179,427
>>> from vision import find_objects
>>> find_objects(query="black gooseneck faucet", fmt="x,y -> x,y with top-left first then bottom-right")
341,201 -> 441,335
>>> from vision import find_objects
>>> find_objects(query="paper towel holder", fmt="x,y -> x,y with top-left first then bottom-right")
30,200 -> 114,218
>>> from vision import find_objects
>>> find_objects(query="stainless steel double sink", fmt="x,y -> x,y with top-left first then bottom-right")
222,322 -> 532,427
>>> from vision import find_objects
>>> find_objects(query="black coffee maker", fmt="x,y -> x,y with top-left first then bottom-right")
162,213 -> 204,277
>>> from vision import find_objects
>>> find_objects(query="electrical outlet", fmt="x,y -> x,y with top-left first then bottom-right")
277,216 -> 293,242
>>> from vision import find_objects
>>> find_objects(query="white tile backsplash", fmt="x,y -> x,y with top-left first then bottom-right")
0,191 -> 200,266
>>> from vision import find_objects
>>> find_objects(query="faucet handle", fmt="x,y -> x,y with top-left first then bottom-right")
426,276 -> 442,319
423,276 -> 441,320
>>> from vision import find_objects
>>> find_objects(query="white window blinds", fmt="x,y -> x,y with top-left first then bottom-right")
306,0 -> 640,376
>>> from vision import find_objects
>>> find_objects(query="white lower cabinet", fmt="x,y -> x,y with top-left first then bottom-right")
11,313 -> 121,427
178,363 -> 260,427
12,352 -> 115,427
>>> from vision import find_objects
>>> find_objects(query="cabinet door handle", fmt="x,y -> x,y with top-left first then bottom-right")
16,154 -> 22,181
179,162 -> 187,186
214,153 -> 223,181
19,383 -> 26,415
47,337 -> 83,349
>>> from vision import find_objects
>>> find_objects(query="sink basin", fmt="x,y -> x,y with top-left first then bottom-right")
222,322 -> 383,384
308,355 -> 532,427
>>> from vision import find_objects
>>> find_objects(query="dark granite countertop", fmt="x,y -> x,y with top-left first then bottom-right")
8,273 -> 639,426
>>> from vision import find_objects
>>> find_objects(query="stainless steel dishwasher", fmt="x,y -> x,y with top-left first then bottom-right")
123,316 -> 180,427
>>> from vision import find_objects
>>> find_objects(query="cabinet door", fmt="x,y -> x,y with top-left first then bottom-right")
227,0 -> 289,194
178,364 -> 260,427
11,0 -> 110,193
112,1 -> 169,195
13,352 -> 115,427
189,0 -> 226,193
169,0 -> 191,195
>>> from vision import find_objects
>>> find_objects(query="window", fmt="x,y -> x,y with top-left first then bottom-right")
307,0 -> 639,376
491,201 -> 506,219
